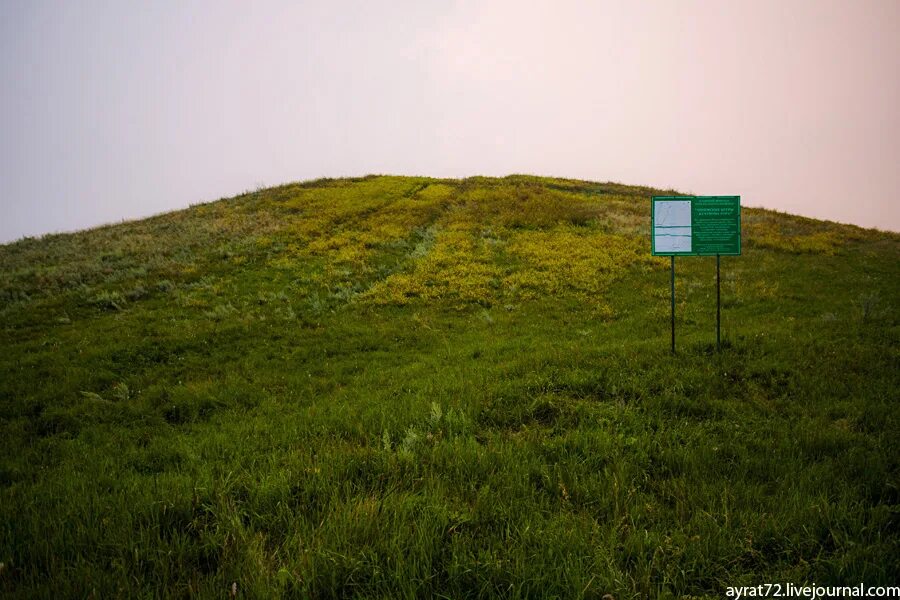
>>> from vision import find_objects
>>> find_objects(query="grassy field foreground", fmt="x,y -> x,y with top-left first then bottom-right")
1,175 -> 898,598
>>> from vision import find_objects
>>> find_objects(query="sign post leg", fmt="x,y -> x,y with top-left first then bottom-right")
671,255 -> 676,354
716,254 -> 721,352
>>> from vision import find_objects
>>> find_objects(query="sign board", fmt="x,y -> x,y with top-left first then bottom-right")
651,196 -> 741,256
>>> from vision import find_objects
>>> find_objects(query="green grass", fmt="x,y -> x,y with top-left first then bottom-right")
1,175 -> 898,598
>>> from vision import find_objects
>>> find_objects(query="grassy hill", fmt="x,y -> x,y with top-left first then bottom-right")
1,175 -> 898,598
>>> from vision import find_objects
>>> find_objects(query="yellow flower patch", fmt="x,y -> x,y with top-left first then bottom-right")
363,227 -> 503,306
502,227 -> 648,298
364,222 -> 651,308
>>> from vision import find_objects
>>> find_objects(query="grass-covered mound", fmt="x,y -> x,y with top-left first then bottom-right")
1,175 -> 898,598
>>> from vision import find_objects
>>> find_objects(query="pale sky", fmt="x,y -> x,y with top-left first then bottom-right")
2,0 -> 899,242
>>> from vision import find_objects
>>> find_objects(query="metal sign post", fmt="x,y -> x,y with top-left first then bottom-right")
651,196 -> 741,353
716,253 -> 721,352
671,256 -> 676,354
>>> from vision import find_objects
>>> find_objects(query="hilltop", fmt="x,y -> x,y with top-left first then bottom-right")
1,175 -> 898,598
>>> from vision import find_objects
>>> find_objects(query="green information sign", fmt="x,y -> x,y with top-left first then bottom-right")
651,195 -> 742,354
651,196 -> 741,256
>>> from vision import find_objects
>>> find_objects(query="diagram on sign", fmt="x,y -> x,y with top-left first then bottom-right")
653,200 -> 692,253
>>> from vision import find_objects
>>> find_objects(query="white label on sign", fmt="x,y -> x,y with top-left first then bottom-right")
654,200 -> 692,253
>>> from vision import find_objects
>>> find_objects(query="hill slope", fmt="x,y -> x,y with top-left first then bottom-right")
1,175 -> 898,598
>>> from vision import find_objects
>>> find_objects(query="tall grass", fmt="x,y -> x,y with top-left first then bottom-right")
1,175 -> 898,598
